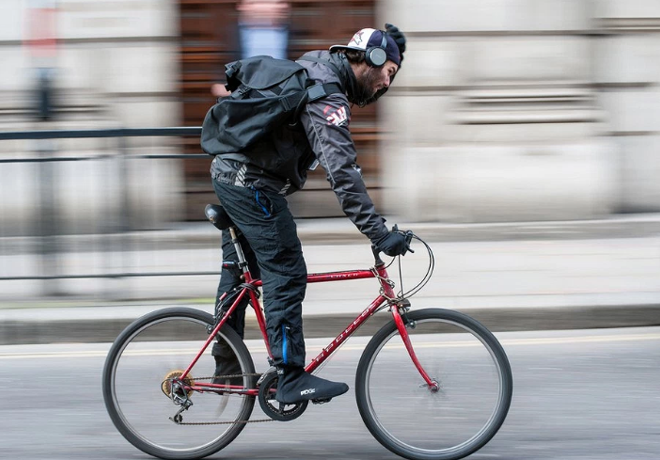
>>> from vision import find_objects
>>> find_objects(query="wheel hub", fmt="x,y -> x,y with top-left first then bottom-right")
161,370 -> 195,399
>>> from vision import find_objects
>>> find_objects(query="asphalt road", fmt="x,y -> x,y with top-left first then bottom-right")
1,327 -> 659,460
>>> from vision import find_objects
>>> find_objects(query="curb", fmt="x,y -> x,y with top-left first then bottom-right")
2,304 -> 658,346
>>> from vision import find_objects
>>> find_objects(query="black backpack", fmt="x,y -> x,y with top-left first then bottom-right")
201,55 -> 343,155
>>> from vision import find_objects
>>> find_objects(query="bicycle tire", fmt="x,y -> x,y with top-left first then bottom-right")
102,307 -> 256,460
355,308 -> 512,460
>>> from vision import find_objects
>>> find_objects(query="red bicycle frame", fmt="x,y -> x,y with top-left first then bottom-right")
180,231 -> 435,396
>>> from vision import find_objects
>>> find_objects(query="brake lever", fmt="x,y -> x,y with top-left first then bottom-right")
390,225 -> 415,255
373,227 -> 415,263
404,230 -> 415,254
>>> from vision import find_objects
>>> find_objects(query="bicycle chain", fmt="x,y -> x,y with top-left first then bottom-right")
165,373 -> 276,425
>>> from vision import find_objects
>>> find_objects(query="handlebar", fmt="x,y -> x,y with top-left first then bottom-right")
370,229 -> 435,300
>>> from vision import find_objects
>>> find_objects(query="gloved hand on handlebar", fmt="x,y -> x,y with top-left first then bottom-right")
373,226 -> 411,257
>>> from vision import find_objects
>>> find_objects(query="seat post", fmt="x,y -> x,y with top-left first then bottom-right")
229,226 -> 249,273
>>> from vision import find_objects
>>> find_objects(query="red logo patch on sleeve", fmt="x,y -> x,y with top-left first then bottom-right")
324,105 -> 349,127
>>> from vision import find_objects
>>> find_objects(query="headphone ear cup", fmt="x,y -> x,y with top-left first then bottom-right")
366,47 -> 387,67
365,32 -> 389,67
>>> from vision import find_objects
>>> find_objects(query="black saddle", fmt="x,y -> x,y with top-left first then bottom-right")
205,204 -> 235,231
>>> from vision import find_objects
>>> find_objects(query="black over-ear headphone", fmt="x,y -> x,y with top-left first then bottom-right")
365,32 -> 388,67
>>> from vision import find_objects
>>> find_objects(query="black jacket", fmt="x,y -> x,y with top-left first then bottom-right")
210,50 -> 388,242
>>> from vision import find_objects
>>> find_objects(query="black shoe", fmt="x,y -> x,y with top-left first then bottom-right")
275,366 -> 349,404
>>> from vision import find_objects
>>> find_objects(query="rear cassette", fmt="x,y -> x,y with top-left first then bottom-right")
161,370 -> 195,399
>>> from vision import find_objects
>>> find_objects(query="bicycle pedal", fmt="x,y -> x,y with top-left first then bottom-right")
311,398 -> 332,405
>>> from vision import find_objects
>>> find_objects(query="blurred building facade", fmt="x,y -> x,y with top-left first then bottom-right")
380,0 -> 660,222
0,0 -> 183,233
0,0 -> 659,230
0,0 -> 179,128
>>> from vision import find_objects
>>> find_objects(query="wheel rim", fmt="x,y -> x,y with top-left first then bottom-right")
362,316 -> 509,458
107,315 -> 252,455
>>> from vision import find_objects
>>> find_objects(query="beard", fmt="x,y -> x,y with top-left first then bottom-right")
350,66 -> 383,107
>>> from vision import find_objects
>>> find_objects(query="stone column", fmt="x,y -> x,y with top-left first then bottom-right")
594,0 -> 660,212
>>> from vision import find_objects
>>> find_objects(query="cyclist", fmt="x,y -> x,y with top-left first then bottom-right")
211,24 -> 409,404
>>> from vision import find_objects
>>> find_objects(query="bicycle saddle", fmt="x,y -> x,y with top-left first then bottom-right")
205,204 -> 234,231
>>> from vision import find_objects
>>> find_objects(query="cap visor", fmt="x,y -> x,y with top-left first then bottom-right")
329,45 -> 365,53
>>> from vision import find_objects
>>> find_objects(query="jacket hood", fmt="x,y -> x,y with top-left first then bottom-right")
296,50 -> 360,104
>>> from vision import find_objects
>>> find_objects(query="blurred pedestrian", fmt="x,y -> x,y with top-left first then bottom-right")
211,0 -> 291,98
26,0 -> 59,121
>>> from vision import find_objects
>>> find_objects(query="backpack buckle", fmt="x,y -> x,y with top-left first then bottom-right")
307,84 -> 327,102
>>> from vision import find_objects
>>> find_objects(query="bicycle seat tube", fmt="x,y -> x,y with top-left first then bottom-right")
229,227 -> 250,275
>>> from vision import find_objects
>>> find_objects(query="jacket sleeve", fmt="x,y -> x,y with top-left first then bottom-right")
300,93 -> 389,242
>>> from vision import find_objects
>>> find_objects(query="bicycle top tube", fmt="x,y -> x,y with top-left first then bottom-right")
246,268 -> 381,288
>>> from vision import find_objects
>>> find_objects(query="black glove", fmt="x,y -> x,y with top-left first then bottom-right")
385,23 -> 406,63
374,227 -> 409,257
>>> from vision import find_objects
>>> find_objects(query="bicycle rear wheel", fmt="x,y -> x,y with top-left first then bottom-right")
356,308 -> 512,460
102,307 -> 256,460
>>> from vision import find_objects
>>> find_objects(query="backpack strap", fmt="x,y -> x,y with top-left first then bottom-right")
291,82 -> 344,126
307,82 -> 343,102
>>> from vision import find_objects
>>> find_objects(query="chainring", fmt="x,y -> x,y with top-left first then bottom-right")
257,371 -> 308,422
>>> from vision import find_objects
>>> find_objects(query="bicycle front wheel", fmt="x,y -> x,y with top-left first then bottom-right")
102,307 -> 256,460
356,308 -> 512,460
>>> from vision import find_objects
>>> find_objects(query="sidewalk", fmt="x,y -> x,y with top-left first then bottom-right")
1,215 -> 660,345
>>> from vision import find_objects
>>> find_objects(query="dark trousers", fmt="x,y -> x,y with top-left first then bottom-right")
212,180 -> 307,368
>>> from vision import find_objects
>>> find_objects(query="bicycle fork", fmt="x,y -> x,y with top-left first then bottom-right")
391,305 -> 439,392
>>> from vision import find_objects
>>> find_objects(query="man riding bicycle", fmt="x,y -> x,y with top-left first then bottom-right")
211,24 -> 409,404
